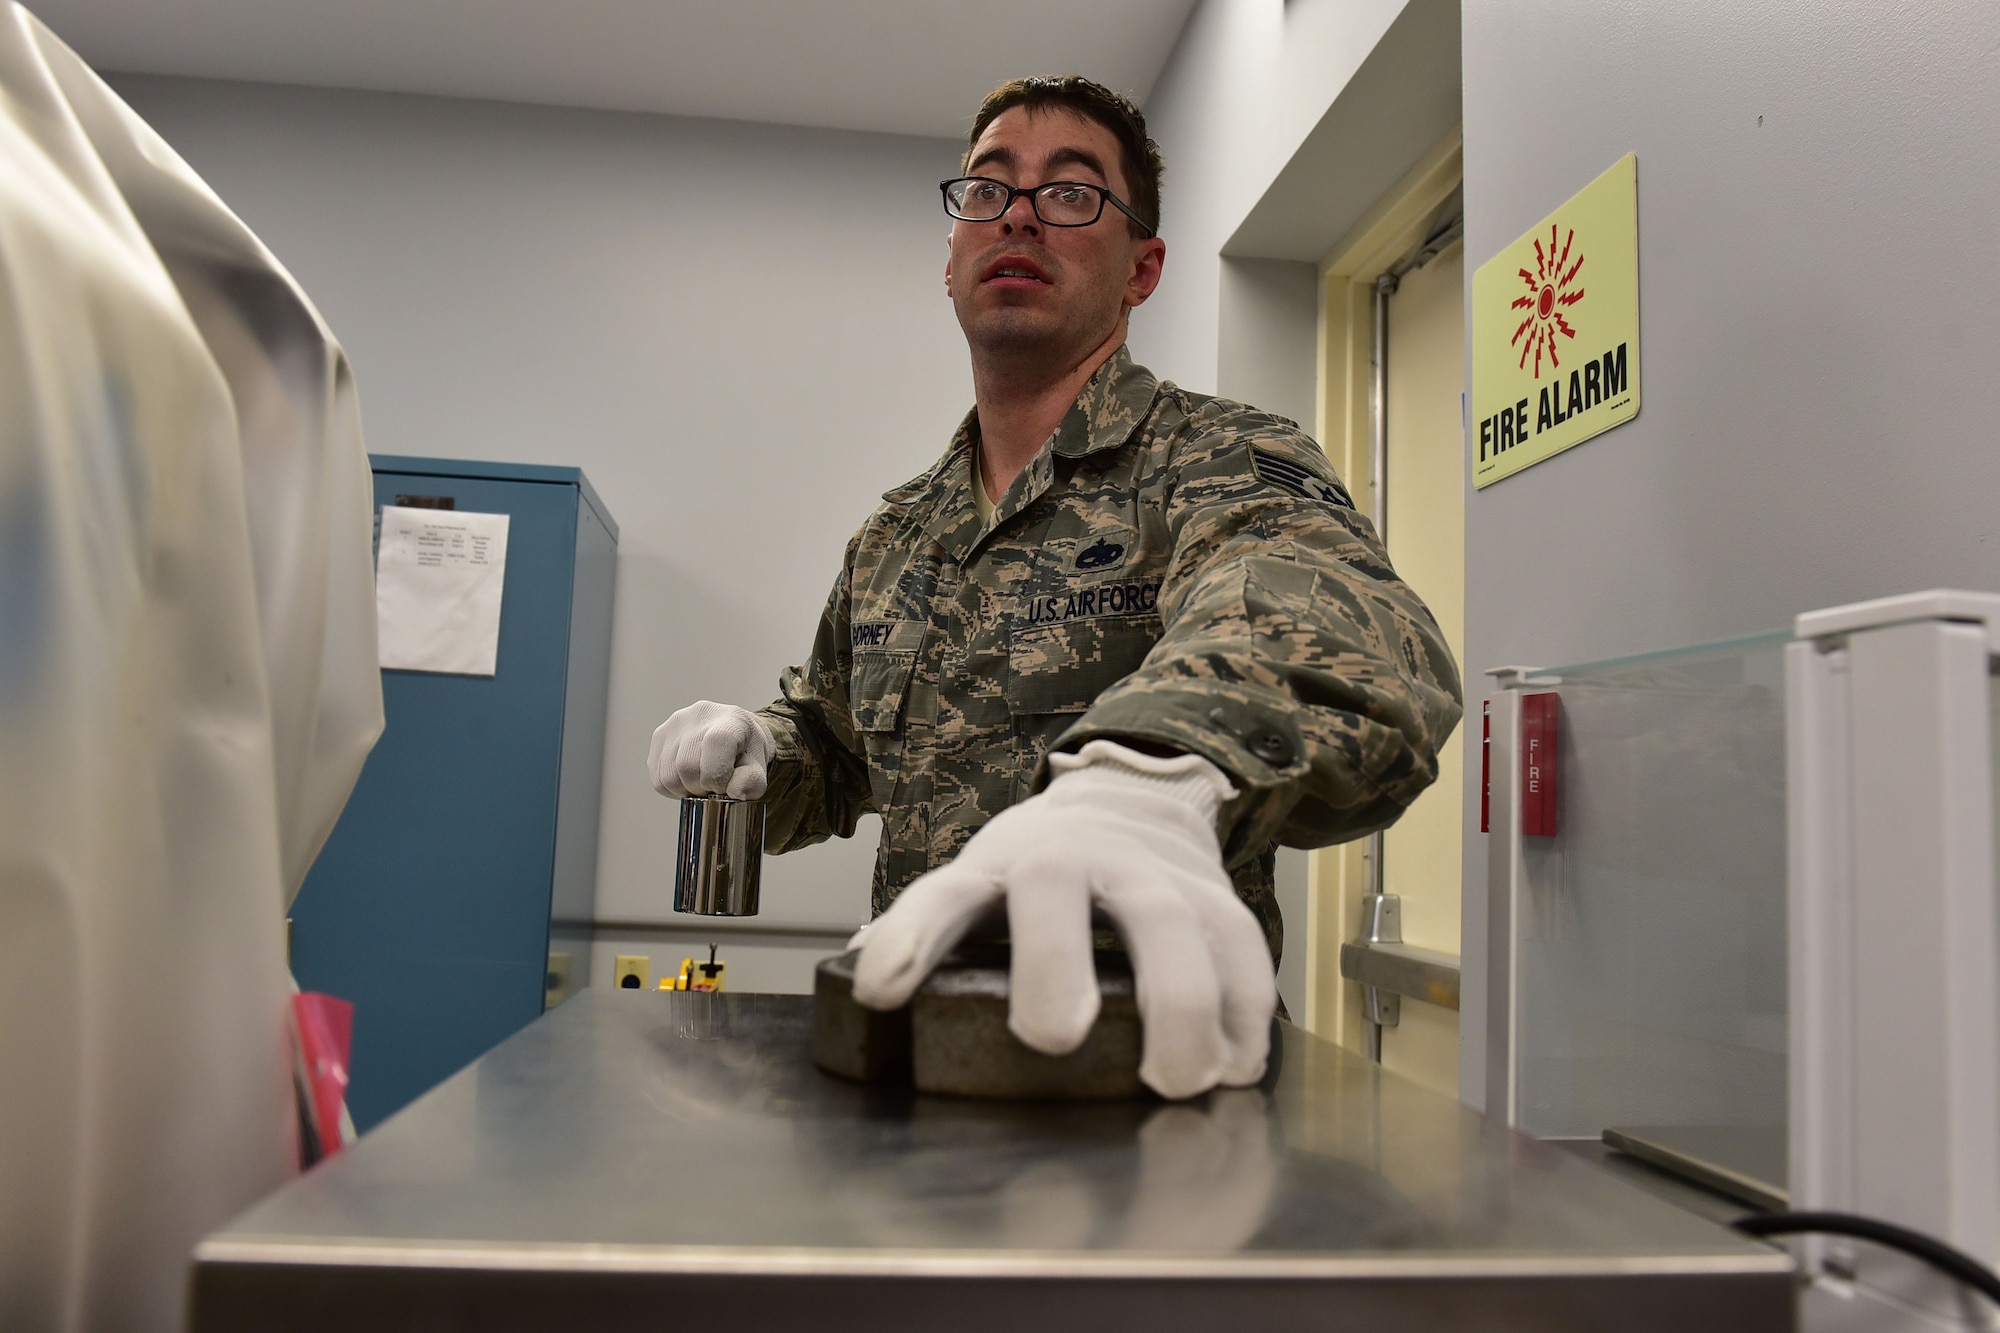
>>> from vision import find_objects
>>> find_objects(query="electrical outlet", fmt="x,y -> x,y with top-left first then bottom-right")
612,955 -> 650,990
544,952 -> 574,1008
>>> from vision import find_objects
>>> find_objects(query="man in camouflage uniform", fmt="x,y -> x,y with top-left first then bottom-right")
651,77 -> 1460,1098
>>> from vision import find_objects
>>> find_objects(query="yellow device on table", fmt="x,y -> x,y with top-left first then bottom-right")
657,945 -> 726,992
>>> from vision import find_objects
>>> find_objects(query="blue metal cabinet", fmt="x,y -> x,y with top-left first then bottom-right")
292,456 -> 617,1131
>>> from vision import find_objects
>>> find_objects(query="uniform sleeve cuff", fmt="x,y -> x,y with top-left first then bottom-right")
1048,684 -> 1313,856
1047,739 -> 1238,825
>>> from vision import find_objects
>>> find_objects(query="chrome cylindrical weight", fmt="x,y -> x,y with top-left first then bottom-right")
674,796 -> 764,916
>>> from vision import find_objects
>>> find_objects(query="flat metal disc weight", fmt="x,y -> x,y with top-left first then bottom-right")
812,945 -> 1145,1100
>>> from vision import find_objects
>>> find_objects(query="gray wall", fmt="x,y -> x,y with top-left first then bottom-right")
1458,0 -> 2000,1106
1133,0 -> 1459,391
1133,0 -> 1411,393
1215,256 -> 1318,431
112,75 -> 973,990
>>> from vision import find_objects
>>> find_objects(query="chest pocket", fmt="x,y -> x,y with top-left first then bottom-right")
848,620 -> 925,733
1006,613 -> 1162,715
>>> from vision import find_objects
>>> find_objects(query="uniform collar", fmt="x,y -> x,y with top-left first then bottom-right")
914,413 -> 986,560
905,344 -> 1160,561
1051,344 -> 1159,459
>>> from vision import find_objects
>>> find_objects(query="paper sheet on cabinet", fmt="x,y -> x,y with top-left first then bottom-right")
376,505 -> 510,675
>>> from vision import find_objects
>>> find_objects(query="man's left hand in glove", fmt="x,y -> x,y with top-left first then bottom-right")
848,739 -> 1277,1100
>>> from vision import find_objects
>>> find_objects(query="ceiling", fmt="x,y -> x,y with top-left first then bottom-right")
27,0 -> 1201,140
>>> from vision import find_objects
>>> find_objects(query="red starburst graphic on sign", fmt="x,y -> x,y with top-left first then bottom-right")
1510,224 -> 1585,378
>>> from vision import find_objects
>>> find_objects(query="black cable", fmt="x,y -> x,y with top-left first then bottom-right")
1734,1210 -> 2000,1307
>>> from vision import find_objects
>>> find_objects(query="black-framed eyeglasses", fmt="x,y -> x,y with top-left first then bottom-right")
940,176 -> 1155,238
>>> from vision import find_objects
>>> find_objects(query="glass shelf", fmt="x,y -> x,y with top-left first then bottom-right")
1503,631 -> 1791,1200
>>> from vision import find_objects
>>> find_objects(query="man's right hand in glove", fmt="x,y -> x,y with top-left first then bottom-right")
648,701 -> 775,800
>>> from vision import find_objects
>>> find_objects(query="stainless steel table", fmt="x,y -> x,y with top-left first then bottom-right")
191,990 -> 1793,1331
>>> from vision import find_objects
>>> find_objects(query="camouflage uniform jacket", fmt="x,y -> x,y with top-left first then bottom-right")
756,346 -> 1462,959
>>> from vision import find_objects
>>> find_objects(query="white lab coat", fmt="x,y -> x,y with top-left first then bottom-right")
0,7 -> 382,1329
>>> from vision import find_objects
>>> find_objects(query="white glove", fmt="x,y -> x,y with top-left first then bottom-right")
851,739 -> 1276,1099
648,701 -> 775,800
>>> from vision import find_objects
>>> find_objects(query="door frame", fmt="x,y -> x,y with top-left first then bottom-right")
1305,127 -> 1464,1049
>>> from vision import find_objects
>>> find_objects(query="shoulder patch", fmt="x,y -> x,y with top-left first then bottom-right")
1249,446 -> 1354,509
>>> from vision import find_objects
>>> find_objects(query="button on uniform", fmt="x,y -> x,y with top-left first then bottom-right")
1251,732 -> 1291,764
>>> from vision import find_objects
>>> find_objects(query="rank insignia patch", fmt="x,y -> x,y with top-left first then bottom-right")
1250,447 -> 1353,509
1075,537 -> 1127,570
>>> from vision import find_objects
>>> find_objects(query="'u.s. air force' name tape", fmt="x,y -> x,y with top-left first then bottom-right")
1024,580 -> 1161,626
1249,447 -> 1353,509
853,582 -> 1164,644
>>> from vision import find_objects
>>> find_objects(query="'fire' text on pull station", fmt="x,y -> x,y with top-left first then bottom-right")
1521,692 -> 1559,837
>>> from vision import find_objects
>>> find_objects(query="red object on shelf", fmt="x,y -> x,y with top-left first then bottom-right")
293,992 -> 354,1163
1521,692 -> 1559,837
1480,700 -> 1491,833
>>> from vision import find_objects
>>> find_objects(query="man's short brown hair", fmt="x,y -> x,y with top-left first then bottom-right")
964,76 -> 1164,239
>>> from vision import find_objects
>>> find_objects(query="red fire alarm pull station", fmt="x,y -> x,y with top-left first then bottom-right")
1521,692 -> 1559,837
